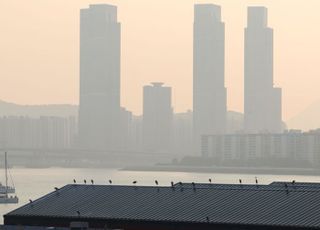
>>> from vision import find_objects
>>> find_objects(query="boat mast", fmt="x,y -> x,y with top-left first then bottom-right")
5,151 -> 8,196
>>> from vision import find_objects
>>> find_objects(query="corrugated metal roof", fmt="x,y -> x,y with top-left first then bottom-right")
5,182 -> 320,228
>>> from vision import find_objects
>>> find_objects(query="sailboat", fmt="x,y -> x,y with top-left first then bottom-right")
0,152 -> 18,204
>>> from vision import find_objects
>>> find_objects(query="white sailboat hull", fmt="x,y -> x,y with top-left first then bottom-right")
0,195 -> 18,204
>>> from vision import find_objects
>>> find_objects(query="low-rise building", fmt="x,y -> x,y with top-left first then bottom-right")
202,130 -> 320,166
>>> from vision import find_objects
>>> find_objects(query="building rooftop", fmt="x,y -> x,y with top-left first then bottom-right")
5,182 -> 320,229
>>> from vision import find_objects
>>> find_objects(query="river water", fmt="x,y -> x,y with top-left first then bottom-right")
1,167 -> 320,224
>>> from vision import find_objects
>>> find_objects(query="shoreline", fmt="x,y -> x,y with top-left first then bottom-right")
122,165 -> 320,176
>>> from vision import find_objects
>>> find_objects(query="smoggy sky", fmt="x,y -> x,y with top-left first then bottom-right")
0,0 -> 319,121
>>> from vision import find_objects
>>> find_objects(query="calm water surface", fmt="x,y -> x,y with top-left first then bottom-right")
1,167 -> 320,224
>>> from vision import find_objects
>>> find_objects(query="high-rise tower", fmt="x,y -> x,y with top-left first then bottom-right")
79,4 -> 121,150
244,7 -> 282,133
143,83 -> 173,152
193,4 -> 227,153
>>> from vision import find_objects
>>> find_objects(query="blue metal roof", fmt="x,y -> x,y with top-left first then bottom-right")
5,182 -> 320,229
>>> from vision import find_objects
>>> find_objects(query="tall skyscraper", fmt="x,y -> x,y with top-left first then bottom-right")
244,7 -> 282,133
143,83 -> 173,152
79,4 -> 121,150
193,4 -> 227,153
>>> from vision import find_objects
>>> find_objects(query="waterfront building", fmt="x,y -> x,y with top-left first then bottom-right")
201,130 -> 320,166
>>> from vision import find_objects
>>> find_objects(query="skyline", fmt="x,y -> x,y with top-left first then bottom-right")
1,0 -> 320,121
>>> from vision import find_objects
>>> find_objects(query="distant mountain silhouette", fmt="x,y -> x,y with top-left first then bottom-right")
287,100 -> 320,131
0,100 -> 77,118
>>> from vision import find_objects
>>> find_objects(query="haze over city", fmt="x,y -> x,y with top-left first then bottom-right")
1,0 -> 320,126
2,1 -> 320,229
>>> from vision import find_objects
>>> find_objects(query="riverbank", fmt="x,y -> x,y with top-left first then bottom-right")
123,165 -> 320,176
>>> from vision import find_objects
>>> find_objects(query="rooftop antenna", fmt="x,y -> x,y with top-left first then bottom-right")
109,180 -> 112,185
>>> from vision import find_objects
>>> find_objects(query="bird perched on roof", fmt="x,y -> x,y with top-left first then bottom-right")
171,181 -> 174,187
54,187 -> 59,191
91,179 -> 94,185
209,178 -> 212,183
155,180 -> 159,186
133,181 -> 137,184
239,179 -> 242,184
109,180 -> 112,184
84,179 -> 87,184
73,179 -> 76,184
76,211 -> 80,217
255,177 -> 258,184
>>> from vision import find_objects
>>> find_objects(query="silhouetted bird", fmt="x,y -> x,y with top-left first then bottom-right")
206,216 -> 210,223
133,181 -> 137,184
84,179 -> 86,184
73,179 -> 76,184
91,179 -> 94,185
76,211 -> 80,216
54,187 -> 59,191
29,199 -> 33,203
155,180 -> 159,186
179,182 -> 182,186
255,177 -> 258,184
292,180 -> 295,185
239,179 -> 242,184
192,182 -> 195,187
171,181 -> 174,187
109,180 -> 112,184
209,178 -> 212,183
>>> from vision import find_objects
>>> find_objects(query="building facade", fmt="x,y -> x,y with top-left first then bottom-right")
143,83 -> 173,153
0,116 -> 77,149
201,130 -> 320,166
78,4 -> 121,150
244,7 -> 282,133
193,4 -> 227,153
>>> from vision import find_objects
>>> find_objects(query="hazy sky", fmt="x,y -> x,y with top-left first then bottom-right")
0,0 -> 319,121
